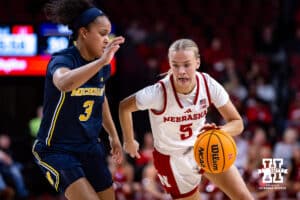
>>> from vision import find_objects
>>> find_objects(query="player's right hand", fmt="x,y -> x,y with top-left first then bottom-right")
123,140 -> 141,159
101,36 -> 125,65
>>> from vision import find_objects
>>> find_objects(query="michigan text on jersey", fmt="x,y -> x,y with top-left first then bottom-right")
70,87 -> 104,96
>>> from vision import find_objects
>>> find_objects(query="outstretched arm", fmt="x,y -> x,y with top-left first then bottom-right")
119,95 -> 141,158
53,36 -> 124,92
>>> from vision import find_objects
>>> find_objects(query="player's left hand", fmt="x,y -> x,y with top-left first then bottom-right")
123,140 -> 141,159
101,36 -> 125,65
109,137 -> 123,164
200,123 -> 219,132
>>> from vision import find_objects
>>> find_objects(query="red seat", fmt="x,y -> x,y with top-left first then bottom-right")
289,54 -> 300,69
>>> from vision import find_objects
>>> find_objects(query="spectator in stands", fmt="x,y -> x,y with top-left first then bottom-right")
245,95 -> 273,128
223,58 -> 248,101
285,26 -> 300,54
273,127 -> 299,168
255,25 -> 280,56
0,173 -> 14,200
203,37 -> 230,80
0,134 -> 28,199
28,106 -> 43,139
256,24 -> 286,65
203,37 -> 229,66
107,155 -> 134,200
250,126 -> 269,147
135,132 -> 154,171
145,20 -> 170,47
255,76 -> 276,105
287,144 -> 300,199
245,126 -> 270,166
288,92 -> 300,132
245,61 -> 260,85
245,145 -> 275,199
125,20 -> 147,45
142,160 -> 171,200
234,134 -> 249,176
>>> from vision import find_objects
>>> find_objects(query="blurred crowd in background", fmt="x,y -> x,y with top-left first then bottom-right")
0,0 -> 300,199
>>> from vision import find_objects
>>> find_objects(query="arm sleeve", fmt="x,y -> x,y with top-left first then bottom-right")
135,83 -> 164,111
205,73 -> 229,108
48,55 -> 74,76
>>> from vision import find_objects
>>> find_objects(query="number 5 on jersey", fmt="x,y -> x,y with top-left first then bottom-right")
180,123 -> 193,140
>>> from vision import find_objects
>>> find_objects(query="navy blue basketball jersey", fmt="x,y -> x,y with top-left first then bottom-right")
37,46 -> 110,151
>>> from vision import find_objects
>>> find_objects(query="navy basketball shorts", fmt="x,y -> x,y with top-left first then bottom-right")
32,140 -> 113,193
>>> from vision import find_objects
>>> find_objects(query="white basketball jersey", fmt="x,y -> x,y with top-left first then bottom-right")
149,72 -> 211,155
136,72 -> 229,155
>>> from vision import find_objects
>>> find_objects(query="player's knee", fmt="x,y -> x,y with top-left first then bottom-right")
231,190 -> 254,200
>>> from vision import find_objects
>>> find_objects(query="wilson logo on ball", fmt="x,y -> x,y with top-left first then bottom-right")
211,144 -> 220,171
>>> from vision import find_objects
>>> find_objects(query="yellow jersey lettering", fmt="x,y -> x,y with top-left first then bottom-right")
71,88 -> 104,96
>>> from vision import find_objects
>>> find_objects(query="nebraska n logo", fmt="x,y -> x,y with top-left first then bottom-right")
157,174 -> 171,187
257,158 -> 288,183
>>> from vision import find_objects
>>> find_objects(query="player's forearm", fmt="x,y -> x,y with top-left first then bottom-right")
119,107 -> 135,142
102,96 -> 119,139
220,119 -> 244,136
218,100 -> 244,136
54,58 -> 107,92
119,96 -> 138,142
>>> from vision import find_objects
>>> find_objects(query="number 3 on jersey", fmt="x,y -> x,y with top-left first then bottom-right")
79,100 -> 94,121
180,123 -> 193,140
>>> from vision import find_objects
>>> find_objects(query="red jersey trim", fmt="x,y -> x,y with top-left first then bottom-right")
150,81 -> 167,115
170,74 -> 200,108
193,75 -> 200,105
201,73 -> 211,105
170,75 -> 183,108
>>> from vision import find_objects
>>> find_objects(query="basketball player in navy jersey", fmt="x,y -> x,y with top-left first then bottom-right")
32,0 -> 124,199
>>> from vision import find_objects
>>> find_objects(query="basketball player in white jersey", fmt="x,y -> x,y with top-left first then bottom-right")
119,39 -> 253,200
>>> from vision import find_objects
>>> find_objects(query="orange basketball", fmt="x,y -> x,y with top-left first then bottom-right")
193,128 -> 237,173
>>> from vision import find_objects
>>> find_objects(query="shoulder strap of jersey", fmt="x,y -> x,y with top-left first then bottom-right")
200,73 -> 211,105
150,81 -> 167,115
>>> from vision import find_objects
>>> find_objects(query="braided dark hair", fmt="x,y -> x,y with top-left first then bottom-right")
44,0 -> 94,30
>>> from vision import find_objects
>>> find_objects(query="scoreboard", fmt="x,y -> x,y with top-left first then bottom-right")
0,23 -> 116,76
0,24 -> 70,76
